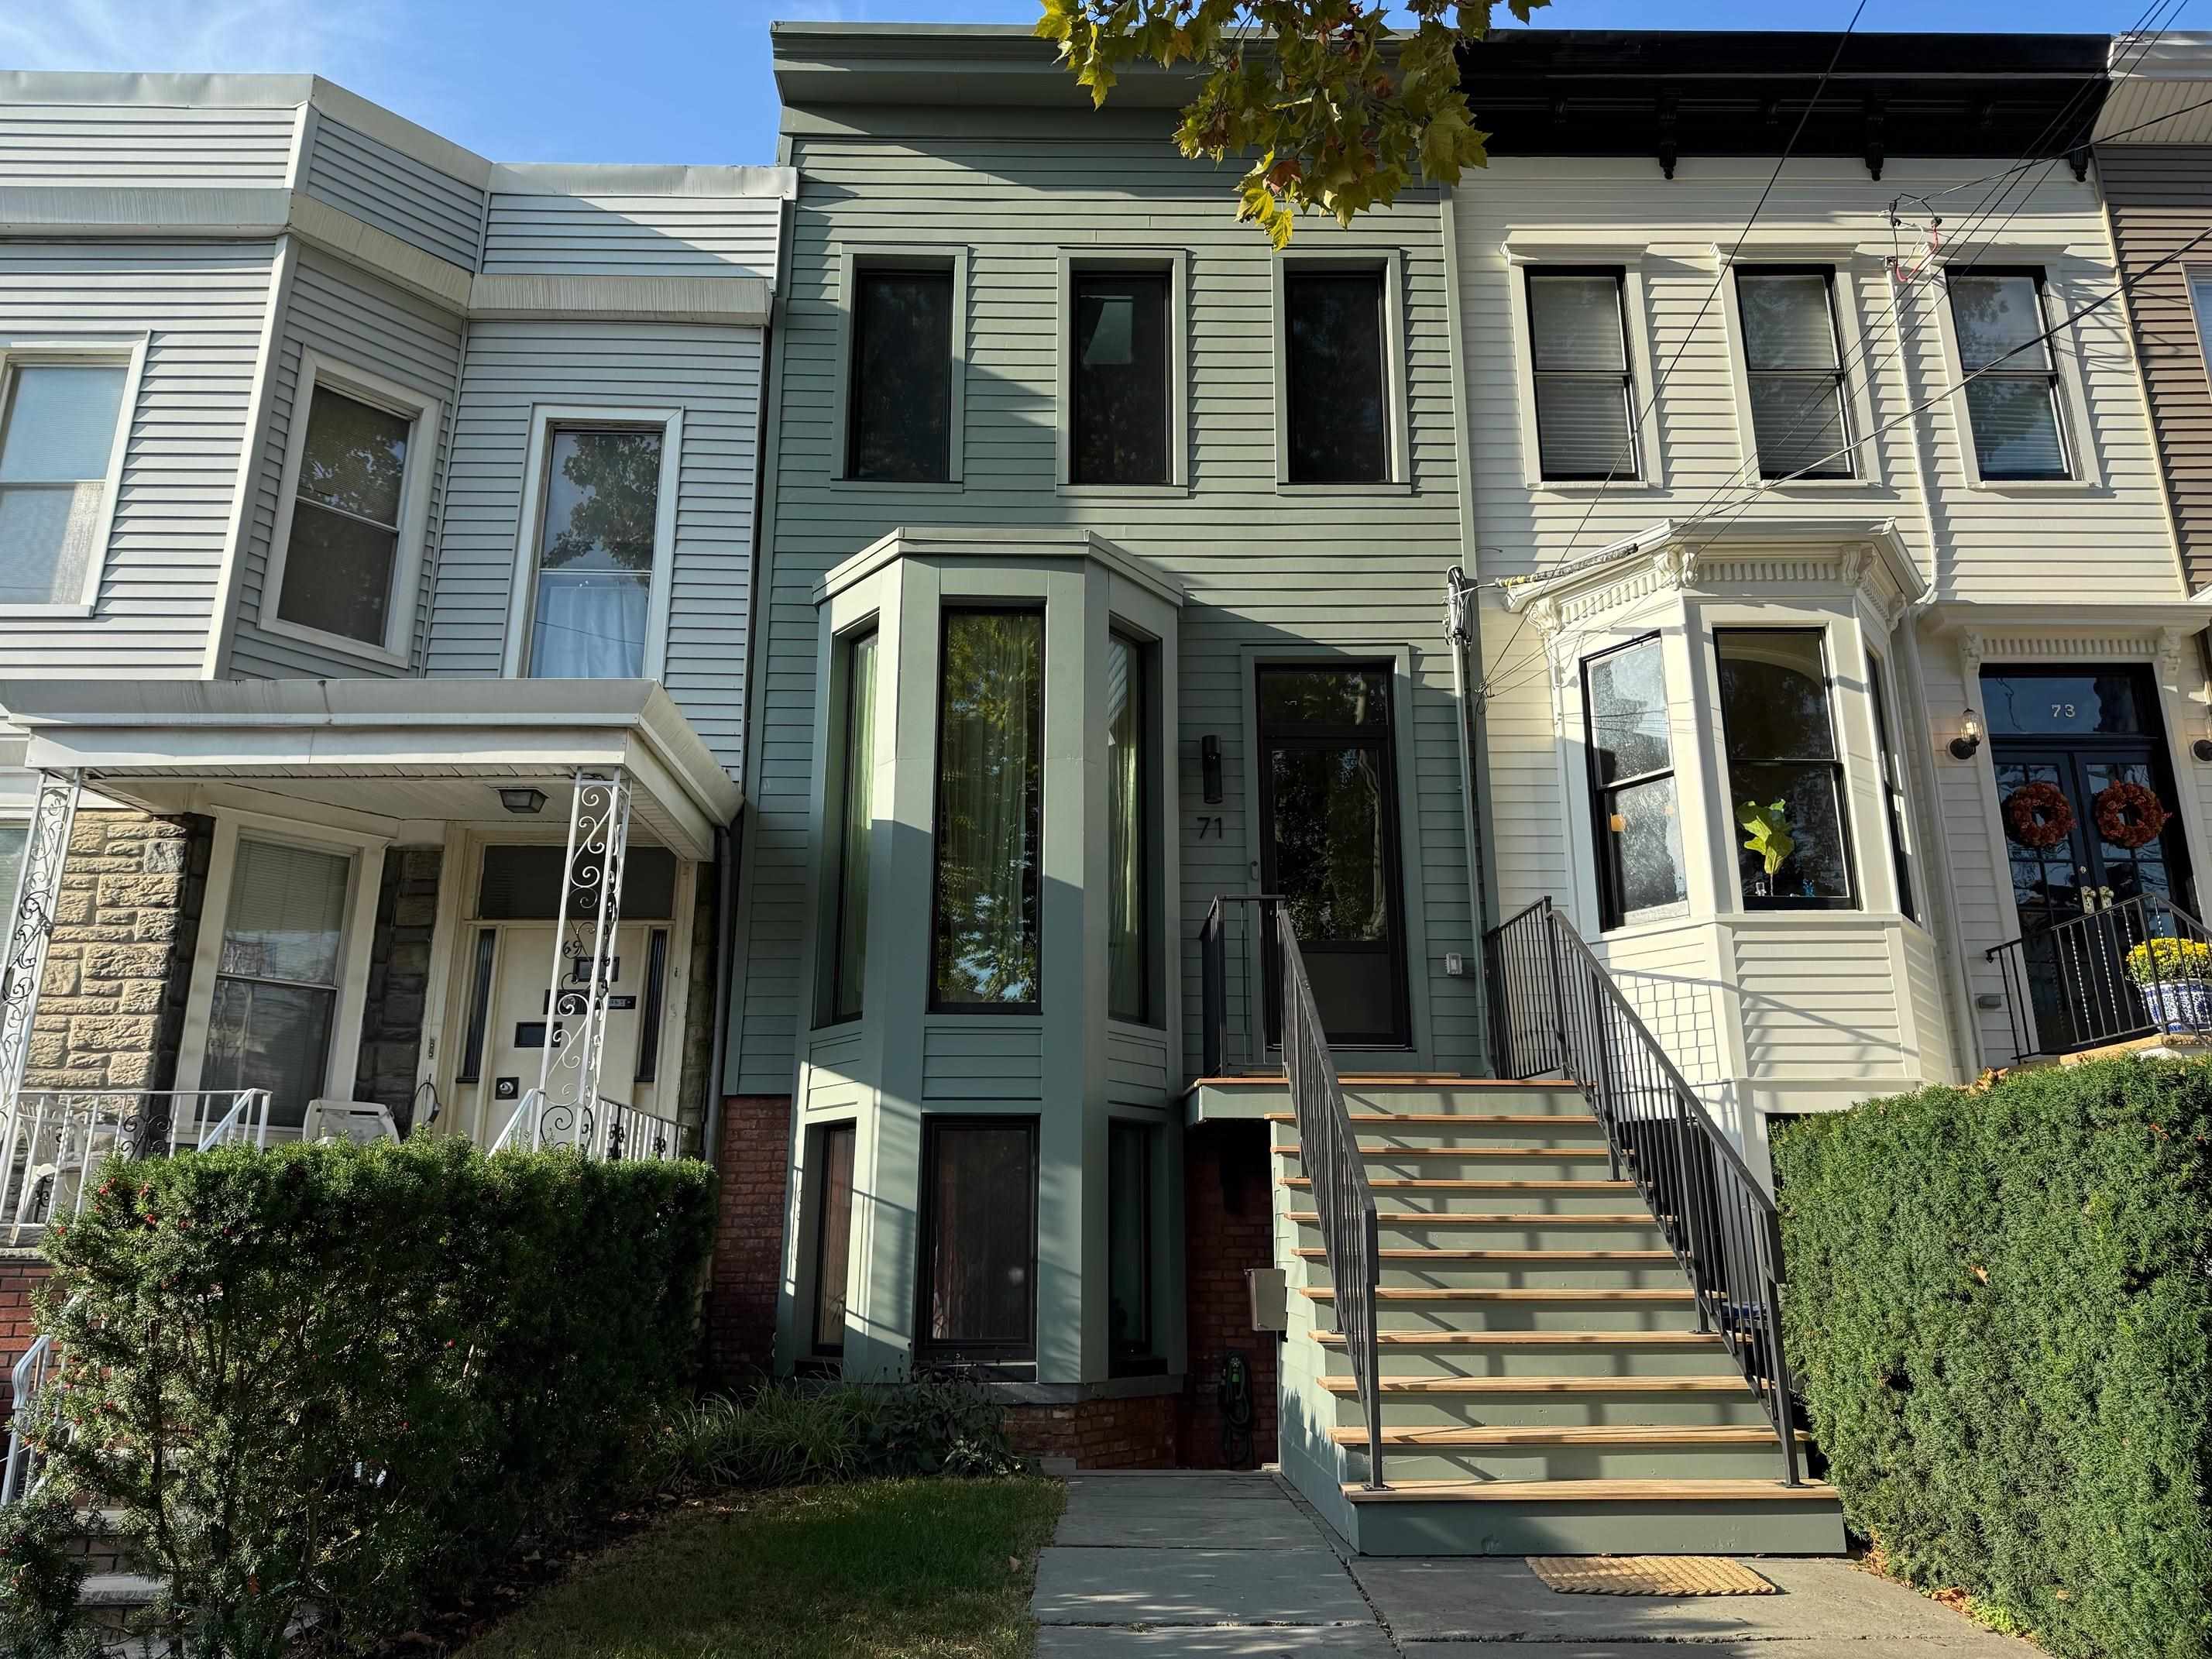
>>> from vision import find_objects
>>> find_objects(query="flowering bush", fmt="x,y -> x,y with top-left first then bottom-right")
2125,935 -> 2212,987
29,1137 -> 714,1658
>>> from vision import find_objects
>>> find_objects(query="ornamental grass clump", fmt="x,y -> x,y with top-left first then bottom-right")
1774,1057 -> 2212,1659
20,1136 -> 715,1659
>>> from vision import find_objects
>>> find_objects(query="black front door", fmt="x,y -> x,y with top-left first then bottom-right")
1255,663 -> 1412,1049
1986,668 -> 2196,1050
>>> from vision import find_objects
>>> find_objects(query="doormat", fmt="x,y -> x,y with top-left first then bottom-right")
1528,1556 -> 1777,1596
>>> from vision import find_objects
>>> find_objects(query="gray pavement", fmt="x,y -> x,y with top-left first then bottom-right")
1029,1470 -> 2044,1657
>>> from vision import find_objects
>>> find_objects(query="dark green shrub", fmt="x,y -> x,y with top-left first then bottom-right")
1776,1056 -> 2212,1659
649,1375 -> 1022,1494
28,1136 -> 714,1658
0,1489 -> 98,1658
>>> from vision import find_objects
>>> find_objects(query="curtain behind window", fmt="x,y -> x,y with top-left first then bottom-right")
933,612 -> 1043,1007
1106,637 -> 1146,1021
529,428 -> 662,678
203,840 -> 350,1128
830,631 -> 878,1022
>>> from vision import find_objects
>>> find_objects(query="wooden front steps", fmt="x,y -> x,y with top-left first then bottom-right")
1269,1079 -> 1843,1556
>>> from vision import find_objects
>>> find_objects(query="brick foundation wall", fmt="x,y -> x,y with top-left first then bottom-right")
354,848 -> 441,1130
708,1094 -> 792,1381
1006,1393 -> 1179,1468
30,810 -> 210,1098
1178,1121 -> 1280,1469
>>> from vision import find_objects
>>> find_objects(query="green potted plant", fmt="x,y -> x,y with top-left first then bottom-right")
2124,934 -> 2212,1035
1736,799 -> 1794,900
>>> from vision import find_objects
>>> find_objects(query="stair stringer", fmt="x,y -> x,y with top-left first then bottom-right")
1269,1115 -> 1367,1551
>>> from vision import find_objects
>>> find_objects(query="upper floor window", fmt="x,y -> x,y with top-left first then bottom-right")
1105,633 -> 1150,1022
1527,270 -> 1637,480
1947,271 -> 2069,481
824,627 -> 879,1025
1582,634 -> 1685,929
849,266 -> 954,483
1737,270 -> 1852,479
525,425 -> 667,678
932,610 -> 1043,1010
263,354 -> 438,660
0,359 -> 130,607
1716,628 -> 1855,910
1283,268 -> 1387,483
1071,271 -> 1170,486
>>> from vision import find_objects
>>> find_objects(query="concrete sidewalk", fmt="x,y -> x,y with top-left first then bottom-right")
1029,1470 -> 2047,1657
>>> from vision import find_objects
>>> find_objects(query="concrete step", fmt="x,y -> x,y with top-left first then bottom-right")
1268,1115 -> 1608,1149
1307,1287 -> 1701,1334
1300,1252 -> 1690,1293
1313,1330 -> 1734,1379
1290,1211 -> 1675,1252
1206,1079 -> 1591,1120
1338,1424 -> 1804,1485
1319,1373 -> 1775,1430
1281,1176 -> 1641,1215
1338,1478 -> 1847,1557
1277,1147 -> 1619,1183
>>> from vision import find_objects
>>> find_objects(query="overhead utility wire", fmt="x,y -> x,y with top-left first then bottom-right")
1475,0 -> 1867,698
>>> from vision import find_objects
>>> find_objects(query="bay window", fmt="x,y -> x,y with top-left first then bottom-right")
1867,652 -> 1918,922
1106,634 -> 1149,1022
826,628 -> 879,1024
1108,1120 -> 1156,1373
919,1117 -> 1037,1365
200,838 -> 352,1128
812,1121 -> 857,1356
932,610 -> 1044,1010
1716,629 -> 1855,908
1582,635 -> 1685,928
0,357 -> 130,607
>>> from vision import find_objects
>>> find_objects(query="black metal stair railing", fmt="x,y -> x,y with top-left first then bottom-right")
1985,891 -> 2212,1061
1200,895 -> 1386,1488
1483,898 -> 1803,1486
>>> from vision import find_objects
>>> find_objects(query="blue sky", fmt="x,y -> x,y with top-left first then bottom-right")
0,0 -> 2173,167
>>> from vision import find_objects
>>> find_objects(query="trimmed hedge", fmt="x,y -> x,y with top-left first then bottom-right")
1775,1057 -> 2212,1659
26,1136 -> 715,1659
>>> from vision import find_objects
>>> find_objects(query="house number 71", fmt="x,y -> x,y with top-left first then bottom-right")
1195,816 -> 1224,839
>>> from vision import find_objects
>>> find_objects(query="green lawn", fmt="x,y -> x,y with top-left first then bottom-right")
456,1478 -> 1066,1659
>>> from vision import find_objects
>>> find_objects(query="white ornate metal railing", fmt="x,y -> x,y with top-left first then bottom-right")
0,773 -> 82,1132
539,771 -> 633,1130
1,1087 -> 270,1507
0,1088 -> 272,1247
489,1087 -> 687,1162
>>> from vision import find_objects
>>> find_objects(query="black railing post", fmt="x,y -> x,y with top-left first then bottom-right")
1202,898 -> 1225,1078
1540,899 -> 1569,1076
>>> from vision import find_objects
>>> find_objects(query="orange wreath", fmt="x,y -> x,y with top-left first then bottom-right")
2003,781 -> 2074,850
2093,779 -> 2169,850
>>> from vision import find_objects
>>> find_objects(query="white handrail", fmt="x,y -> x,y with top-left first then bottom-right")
489,1088 -> 545,1153
2,1328 -> 53,1506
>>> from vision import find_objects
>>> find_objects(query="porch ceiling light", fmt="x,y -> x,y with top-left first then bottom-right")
498,787 -> 549,816
1949,709 -> 1983,761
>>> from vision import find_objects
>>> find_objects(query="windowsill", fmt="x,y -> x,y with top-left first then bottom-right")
254,611 -> 412,670
1056,482 -> 1192,499
1716,908 -> 1913,928
836,477 -> 965,493
1527,478 -> 1662,496
1752,476 -> 1889,494
1965,476 -> 2100,496
1601,900 -> 1695,938
0,603 -> 94,620
1274,479 -> 1414,496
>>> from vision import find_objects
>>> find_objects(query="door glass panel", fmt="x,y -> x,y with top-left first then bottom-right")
205,840 -> 351,1129
1259,667 -> 1390,727
1269,747 -> 1389,944
1982,672 -> 2151,737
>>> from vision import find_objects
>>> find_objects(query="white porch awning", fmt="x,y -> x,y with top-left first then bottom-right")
0,678 -> 742,860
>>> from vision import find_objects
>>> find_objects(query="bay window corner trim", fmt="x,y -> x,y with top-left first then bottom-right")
254,349 -> 441,667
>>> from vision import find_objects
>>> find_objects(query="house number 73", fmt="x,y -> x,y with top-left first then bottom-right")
2052,702 -> 2077,720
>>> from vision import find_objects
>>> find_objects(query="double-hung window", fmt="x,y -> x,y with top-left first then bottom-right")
1716,629 -> 1856,909
848,266 -> 956,483
1946,271 -> 2069,480
266,357 -> 437,658
932,610 -> 1044,1010
201,839 -> 353,1130
1582,636 -> 1685,929
0,356 -> 132,608
1867,653 -> 1918,922
518,417 -> 677,680
1283,268 -> 1389,483
1072,272 -> 1171,486
1527,270 -> 1637,480
1736,269 -> 1853,479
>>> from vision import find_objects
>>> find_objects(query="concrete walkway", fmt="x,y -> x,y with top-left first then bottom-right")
1029,1471 -> 2047,1657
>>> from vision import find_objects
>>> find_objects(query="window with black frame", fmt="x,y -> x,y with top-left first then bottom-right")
1946,271 -> 2069,480
1282,268 -> 1387,483
932,610 -> 1044,1010
1736,269 -> 1852,479
1107,1121 -> 1159,1374
847,266 -> 954,482
812,1122 -> 856,1356
1866,652 -> 1918,922
1716,629 -> 1856,908
919,1118 -> 1037,1366
1072,271 -> 1170,485
823,627 -> 878,1025
1527,269 -> 1636,480
1105,634 -> 1149,1022
1582,635 -> 1686,929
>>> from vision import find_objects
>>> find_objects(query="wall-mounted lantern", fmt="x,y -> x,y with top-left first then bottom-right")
1948,709 -> 1983,761
1201,735 -> 1223,804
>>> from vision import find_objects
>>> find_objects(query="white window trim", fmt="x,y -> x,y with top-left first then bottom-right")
0,332 -> 150,618
1929,261 -> 2104,493
1271,247 -> 1412,491
500,404 -> 684,682
255,349 -> 441,668
830,244 -> 970,489
2185,265 -> 2212,407
1714,261 -> 1888,491
1505,252 -> 1667,493
1055,247 -> 1192,495
173,810 -> 389,1127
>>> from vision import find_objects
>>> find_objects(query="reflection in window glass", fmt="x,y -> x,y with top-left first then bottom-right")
1867,654 -> 1917,922
922,1119 -> 1037,1363
1582,637 -> 1685,926
1283,271 -> 1387,483
277,386 -> 414,645
1736,270 -> 1851,478
933,612 -> 1044,1008
1107,636 -> 1148,1022
1947,273 -> 2067,479
1716,629 -> 1855,908
202,840 -> 351,1129
1527,271 -> 1635,479
0,363 -> 129,606
850,268 -> 954,482
1073,273 -> 1170,484
1108,1121 -> 1155,1371
812,1122 -> 856,1354
528,428 -> 663,678
828,630 -> 878,1023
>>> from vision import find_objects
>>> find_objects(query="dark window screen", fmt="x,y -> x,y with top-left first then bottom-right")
848,267 -> 954,482
1284,270 -> 1387,483
1072,272 -> 1170,484
920,1119 -> 1037,1363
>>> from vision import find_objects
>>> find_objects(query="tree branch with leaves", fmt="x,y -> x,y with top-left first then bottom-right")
1036,0 -> 1544,246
